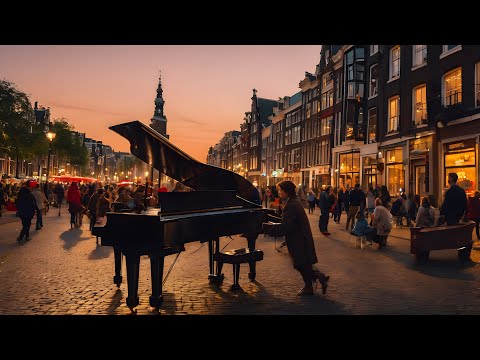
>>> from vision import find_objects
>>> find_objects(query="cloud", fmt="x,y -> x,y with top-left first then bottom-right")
175,113 -> 205,126
47,101 -> 127,117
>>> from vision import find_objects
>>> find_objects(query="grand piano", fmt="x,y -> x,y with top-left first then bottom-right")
93,120 -> 277,313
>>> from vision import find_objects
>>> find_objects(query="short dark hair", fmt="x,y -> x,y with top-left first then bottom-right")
97,188 -> 104,195
354,183 -> 360,188
325,185 -> 332,193
448,172 -> 458,183
421,196 -> 430,207
277,180 -> 296,198
25,180 -> 31,187
36,184 -> 40,188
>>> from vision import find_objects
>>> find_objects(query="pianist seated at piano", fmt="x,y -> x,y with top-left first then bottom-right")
263,180 -> 330,296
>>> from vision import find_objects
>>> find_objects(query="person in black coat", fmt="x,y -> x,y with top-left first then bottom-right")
318,186 -> 332,235
263,181 -> 330,296
16,180 -> 37,242
441,172 -> 467,225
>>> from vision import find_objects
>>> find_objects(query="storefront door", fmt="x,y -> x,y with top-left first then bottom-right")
415,165 -> 427,197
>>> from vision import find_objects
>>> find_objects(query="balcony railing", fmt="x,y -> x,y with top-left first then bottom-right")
444,91 -> 462,107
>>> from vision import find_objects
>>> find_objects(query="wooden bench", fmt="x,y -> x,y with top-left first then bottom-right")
410,221 -> 475,264
213,248 -> 264,290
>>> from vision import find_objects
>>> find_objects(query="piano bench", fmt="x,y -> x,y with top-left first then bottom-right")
213,248 -> 264,291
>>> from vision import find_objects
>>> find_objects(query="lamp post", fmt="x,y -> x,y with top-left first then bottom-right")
46,131 -> 56,182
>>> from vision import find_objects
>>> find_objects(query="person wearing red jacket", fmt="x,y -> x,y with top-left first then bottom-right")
67,182 -> 82,229
467,191 -> 480,240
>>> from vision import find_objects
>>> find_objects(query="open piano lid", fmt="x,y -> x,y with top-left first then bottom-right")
109,120 -> 260,203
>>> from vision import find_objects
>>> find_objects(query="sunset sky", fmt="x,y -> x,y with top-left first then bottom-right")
0,45 -> 320,162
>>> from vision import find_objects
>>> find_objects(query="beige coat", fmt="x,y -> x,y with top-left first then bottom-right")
373,205 -> 392,236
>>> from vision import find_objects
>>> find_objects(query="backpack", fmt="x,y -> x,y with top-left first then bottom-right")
307,194 -> 315,202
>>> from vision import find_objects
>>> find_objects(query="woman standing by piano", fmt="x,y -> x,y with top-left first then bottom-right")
264,180 -> 330,296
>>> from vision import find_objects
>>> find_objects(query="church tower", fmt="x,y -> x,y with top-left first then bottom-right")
150,72 -> 169,138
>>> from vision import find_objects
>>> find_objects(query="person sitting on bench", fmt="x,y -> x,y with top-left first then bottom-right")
351,211 -> 375,237
371,198 -> 392,249
415,196 -> 435,228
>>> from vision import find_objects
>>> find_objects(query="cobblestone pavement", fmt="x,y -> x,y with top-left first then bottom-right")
0,207 -> 479,315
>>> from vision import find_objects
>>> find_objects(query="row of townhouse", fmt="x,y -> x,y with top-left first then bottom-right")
207,45 -> 480,204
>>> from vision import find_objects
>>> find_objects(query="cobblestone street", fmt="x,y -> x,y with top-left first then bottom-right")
0,208 -> 479,315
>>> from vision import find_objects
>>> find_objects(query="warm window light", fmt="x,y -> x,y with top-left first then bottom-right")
145,171 -> 149,177
92,172 -> 95,175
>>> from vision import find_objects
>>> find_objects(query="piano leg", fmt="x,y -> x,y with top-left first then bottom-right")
125,254 -> 141,314
247,235 -> 258,282
113,247 -> 123,288
230,264 -> 242,291
149,255 -> 164,309
208,238 -> 224,285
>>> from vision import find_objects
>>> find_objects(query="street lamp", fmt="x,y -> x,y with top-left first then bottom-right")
46,131 -> 56,182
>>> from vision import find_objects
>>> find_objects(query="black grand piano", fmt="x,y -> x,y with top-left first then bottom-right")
93,120 -> 277,313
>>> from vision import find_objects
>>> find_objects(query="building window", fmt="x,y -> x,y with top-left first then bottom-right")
335,73 -> 342,103
285,129 -> 291,146
367,107 -> 377,143
334,112 -> 342,147
286,113 -> 291,127
443,67 -> 462,106
320,116 -> 332,136
321,89 -> 334,110
390,46 -> 400,80
306,103 -> 311,118
292,126 -> 301,144
386,148 -> 404,197
338,151 -> 360,190
444,140 -> 476,197
413,45 -> 427,67
443,45 -> 460,52
370,45 -> 378,55
369,64 -> 378,97
319,140 -> 329,164
413,84 -> 427,126
388,96 -> 400,133
322,72 -> 333,88
475,62 -> 480,107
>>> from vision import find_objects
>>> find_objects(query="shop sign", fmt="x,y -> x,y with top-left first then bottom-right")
447,139 -> 476,151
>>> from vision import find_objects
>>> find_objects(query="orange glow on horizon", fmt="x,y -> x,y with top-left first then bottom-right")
0,45 -> 320,162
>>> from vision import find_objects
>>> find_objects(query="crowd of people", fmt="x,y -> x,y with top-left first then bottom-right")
0,177 -> 186,244
262,172 -> 478,296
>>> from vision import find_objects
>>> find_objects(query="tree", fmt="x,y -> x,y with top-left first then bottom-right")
0,79 -> 47,177
50,118 -> 89,176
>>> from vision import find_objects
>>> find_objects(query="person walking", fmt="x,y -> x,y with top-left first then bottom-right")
16,180 -> 37,243
335,187 -> 344,224
466,191 -> 480,240
87,188 -> 102,232
67,182 -> 82,229
441,173 -> 467,225
263,180 -> 330,295
307,189 -> 316,214
32,184 -> 47,230
318,186 -> 332,236
53,182 -> 65,216
346,184 -> 363,231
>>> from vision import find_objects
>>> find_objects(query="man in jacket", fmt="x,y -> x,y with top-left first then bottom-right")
32,184 -> 47,230
441,172 -> 467,225
346,184 -> 364,231
318,186 -> 332,235
16,180 -> 37,242
263,181 -> 329,296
